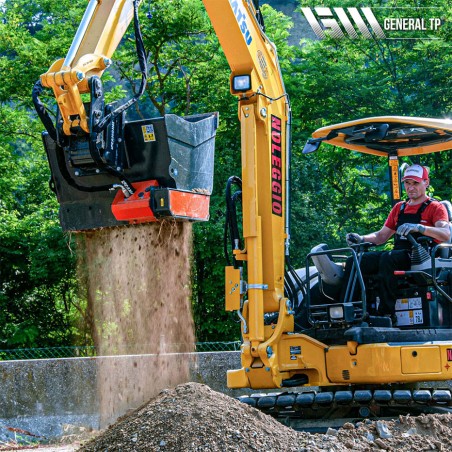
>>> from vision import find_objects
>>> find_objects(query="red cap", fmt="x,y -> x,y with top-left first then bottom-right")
401,164 -> 429,183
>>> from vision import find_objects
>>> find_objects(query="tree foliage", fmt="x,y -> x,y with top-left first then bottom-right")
287,0 -> 451,262
0,0 -> 450,347
0,0 -> 89,348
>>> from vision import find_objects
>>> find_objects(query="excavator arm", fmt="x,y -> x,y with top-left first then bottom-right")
35,0 -> 294,389
39,0 -> 140,136
203,0 -> 293,389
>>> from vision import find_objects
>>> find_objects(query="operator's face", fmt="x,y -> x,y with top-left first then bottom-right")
404,179 -> 428,202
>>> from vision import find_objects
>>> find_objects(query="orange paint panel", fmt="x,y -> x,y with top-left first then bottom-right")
168,190 -> 210,220
111,181 -> 210,223
111,180 -> 158,223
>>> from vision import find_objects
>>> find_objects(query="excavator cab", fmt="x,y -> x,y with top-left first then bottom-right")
299,116 -> 452,342
234,117 -> 452,426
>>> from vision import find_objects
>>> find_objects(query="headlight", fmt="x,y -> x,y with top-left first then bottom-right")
329,303 -> 355,322
329,305 -> 344,320
232,75 -> 251,92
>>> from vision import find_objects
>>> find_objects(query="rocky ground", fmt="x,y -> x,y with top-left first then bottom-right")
78,382 -> 452,451
4,382 -> 452,451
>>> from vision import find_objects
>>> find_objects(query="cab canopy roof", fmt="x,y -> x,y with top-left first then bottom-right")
303,116 -> 452,157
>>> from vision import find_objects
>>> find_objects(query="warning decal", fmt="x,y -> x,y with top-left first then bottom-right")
141,124 -> 156,142
395,309 -> 423,326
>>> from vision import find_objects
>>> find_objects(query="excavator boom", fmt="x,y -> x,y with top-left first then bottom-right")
35,0 -> 292,390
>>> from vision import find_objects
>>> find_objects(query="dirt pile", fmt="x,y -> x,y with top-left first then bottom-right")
79,382 -> 452,451
79,382 -> 305,452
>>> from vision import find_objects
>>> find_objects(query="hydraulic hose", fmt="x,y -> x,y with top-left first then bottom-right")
224,176 -> 243,267
32,80 -> 57,142
94,0 -> 148,132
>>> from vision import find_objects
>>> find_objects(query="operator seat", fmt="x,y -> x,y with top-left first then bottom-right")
310,244 -> 344,287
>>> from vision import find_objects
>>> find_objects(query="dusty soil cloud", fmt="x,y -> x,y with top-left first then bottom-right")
77,221 -> 195,356
76,222 -> 195,427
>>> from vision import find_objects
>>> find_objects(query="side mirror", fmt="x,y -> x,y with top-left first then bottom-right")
302,139 -> 321,154
303,130 -> 339,154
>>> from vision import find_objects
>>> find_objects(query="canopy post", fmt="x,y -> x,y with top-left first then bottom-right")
388,154 -> 401,206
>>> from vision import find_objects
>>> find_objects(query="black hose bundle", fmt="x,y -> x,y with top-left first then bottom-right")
224,176 -> 243,267
94,0 -> 148,133
32,80 -> 57,142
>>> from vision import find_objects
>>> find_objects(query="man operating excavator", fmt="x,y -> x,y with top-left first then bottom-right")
345,164 -> 451,318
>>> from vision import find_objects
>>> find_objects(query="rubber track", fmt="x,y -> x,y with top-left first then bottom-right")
238,388 -> 452,432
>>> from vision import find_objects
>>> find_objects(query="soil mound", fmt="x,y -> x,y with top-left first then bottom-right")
79,382 -> 306,451
79,382 -> 452,452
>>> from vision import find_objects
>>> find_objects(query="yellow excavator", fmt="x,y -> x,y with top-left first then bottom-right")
34,0 -> 452,428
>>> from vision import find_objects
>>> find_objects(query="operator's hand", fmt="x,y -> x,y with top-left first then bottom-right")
346,233 -> 364,246
396,223 -> 425,236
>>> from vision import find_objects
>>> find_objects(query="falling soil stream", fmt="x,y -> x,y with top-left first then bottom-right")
76,221 -> 196,427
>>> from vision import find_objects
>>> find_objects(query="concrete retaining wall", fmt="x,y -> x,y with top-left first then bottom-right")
0,352 -> 242,441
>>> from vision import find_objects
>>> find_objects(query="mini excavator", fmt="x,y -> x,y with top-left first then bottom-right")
234,117 -> 452,429
34,0 -> 452,428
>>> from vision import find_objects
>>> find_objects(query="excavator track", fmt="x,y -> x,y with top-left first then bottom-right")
238,387 -> 452,432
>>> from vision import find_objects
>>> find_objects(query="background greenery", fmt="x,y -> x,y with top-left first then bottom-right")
0,0 -> 450,347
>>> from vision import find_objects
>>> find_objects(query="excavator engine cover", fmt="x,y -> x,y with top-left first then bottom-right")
43,112 -> 218,231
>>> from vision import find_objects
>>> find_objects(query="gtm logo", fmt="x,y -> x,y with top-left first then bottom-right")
302,7 -> 386,39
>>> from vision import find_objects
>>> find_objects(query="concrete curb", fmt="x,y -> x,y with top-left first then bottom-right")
0,351 -> 241,440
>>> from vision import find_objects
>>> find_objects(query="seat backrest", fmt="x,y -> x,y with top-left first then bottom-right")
440,200 -> 452,258
310,243 -> 344,286
441,200 -> 452,221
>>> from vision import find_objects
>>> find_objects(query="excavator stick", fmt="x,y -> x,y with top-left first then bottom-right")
43,112 -> 218,231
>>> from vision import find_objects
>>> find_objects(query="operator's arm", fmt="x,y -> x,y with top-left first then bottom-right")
346,225 -> 394,246
397,220 -> 451,243
425,220 -> 451,242
362,225 -> 395,245
396,201 -> 451,243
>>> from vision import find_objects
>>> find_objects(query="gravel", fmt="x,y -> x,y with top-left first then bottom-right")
78,382 -> 452,451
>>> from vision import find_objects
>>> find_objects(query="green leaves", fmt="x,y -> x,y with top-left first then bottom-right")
5,321 -> 40,347
0,0 -> 450,348
0,0 -> 88,349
